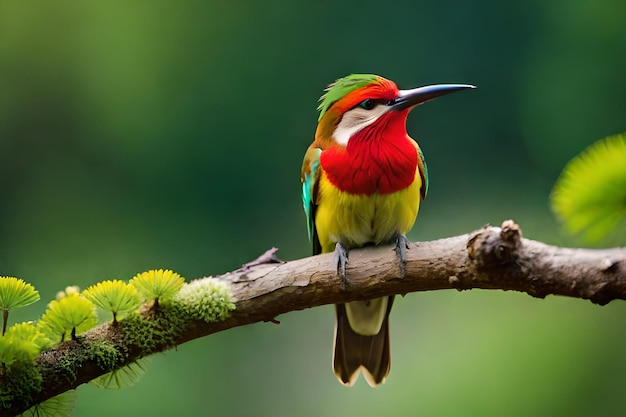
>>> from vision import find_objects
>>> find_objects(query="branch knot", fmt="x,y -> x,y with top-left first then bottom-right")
467,220 -> 522,269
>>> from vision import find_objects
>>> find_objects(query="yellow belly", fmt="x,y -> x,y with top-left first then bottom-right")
315,170 -> 421,253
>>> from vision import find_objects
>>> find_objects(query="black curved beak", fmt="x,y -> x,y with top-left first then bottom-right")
390,84 -> 476,111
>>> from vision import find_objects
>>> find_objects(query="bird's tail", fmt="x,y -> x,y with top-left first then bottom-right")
333,296 -> 394,387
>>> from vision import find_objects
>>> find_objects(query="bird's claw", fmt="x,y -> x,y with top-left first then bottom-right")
395,235 -> 409,278
334,242 -> 349,289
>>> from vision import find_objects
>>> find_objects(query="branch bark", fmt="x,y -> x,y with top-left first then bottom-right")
4,220 -> 626,416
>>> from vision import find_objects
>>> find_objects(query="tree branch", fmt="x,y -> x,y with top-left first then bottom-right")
4,220 -> 626,416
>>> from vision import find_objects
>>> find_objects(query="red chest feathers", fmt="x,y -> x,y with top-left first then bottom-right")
320,124 -> 418,195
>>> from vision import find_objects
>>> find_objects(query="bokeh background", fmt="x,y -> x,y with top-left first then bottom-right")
2,1 -> 626,416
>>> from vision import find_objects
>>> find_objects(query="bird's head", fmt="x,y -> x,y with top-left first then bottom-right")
315,74 -> 474,147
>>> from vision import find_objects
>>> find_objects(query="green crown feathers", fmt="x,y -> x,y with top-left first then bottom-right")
317,74 -> 380,121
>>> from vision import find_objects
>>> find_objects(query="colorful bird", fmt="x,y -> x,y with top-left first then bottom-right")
301,74 -> 474,387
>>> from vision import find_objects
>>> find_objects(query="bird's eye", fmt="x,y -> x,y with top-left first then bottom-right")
358,99 -> 375,110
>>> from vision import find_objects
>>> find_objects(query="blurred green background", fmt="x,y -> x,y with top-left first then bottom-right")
2,1 -> 626,416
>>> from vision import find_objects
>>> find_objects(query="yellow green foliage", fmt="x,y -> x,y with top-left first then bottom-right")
6,322 -> 50,356
129,269 -> 185,303
551,132 -> 626,242
0,322 -> 49,369
21,391 -> 76,417
0,337 -> 29,368
0,323 -> 46,411
6,322 -> 50,350
0,277 -> 39,311
38,293 -> 98,343
91,359 -> 148,389
83,280 -> 141,322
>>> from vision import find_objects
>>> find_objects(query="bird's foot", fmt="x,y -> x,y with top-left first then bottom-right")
394,235 -> 409,278
334,242 -> 349,289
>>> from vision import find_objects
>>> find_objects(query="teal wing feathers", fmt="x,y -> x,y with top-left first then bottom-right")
416,142 -> 429,200
301,147 -> 323,255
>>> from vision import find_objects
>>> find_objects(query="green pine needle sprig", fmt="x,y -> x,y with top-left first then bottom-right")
0,277 -> 39,312
0,277 -> 40,336
38,293 -> 98,343
83,280 -> 141,323
129,269 -> 185,306
6,322 -> 51,353
0,322 -> 49,370
91,359 -> 149,389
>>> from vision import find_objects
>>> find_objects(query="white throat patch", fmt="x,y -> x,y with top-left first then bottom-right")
332,105 -> 390,146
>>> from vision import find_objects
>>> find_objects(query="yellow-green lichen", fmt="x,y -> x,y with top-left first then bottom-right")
172,278 -> 236,323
